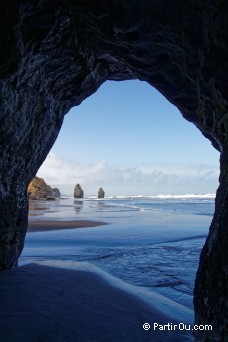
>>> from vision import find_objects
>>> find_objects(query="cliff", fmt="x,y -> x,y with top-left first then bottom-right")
28,177 -> 60,200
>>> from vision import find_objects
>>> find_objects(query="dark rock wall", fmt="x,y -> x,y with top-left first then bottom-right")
194,150 -> 228,340
0,1 -> 227,340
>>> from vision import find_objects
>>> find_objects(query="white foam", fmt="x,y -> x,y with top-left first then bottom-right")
62,194 -> 216,200
84,194 -> 216,200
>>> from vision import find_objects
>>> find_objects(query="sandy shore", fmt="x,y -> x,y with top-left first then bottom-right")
0,263 -> 194,341
28,219 -> 107,232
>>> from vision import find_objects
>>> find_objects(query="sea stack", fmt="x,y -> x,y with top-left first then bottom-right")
52,188 -> 61,199
98,187 -> 105,198
74,184 -> 84,198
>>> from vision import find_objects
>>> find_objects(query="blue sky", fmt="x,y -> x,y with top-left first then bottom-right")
38,80 -> 220,196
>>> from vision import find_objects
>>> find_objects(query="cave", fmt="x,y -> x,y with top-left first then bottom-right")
0,1 -> 227,341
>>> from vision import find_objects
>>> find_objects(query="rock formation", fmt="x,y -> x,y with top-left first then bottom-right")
52,188 -> 61,199
74,184 -> 84,199
28,177 -> 60,200
98,188 -> 105,198
0,2 -> 227,340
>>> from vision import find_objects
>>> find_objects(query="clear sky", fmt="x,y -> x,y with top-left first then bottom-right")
38,80 -> 220,196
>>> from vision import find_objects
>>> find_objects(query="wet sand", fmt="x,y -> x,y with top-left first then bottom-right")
0,263 -> 193,341
28,219 -> 108,232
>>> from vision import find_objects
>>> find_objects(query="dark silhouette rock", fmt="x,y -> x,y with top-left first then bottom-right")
0,2 -> 227,340
98,188 -> 105,198
74,184 -> 84,199
46,196 -> 56,201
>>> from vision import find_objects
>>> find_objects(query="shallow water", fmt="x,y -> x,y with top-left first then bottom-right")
21,196 -> 214,324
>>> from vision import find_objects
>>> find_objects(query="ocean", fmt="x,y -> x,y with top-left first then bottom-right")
20,195 -> 215,325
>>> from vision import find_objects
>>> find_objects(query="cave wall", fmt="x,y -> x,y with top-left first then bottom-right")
0,1 -> 227,340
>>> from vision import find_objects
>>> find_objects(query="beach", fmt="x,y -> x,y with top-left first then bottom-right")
0,263 -> 194,342
0,196 -> 214,341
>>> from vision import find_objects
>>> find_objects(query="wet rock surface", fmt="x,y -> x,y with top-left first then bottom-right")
0,1 -> 227,340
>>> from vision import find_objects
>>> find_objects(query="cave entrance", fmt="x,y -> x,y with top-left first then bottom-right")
25,79 -> 219,311
0,2 -> 226,339
38,80 -> 219,195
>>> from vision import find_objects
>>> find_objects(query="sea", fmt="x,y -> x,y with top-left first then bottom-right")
20,194 -> 215,328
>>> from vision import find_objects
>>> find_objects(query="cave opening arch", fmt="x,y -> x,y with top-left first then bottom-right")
42,79 -> 219,197
35,77 -> 220,316
0,1 -> 227,341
